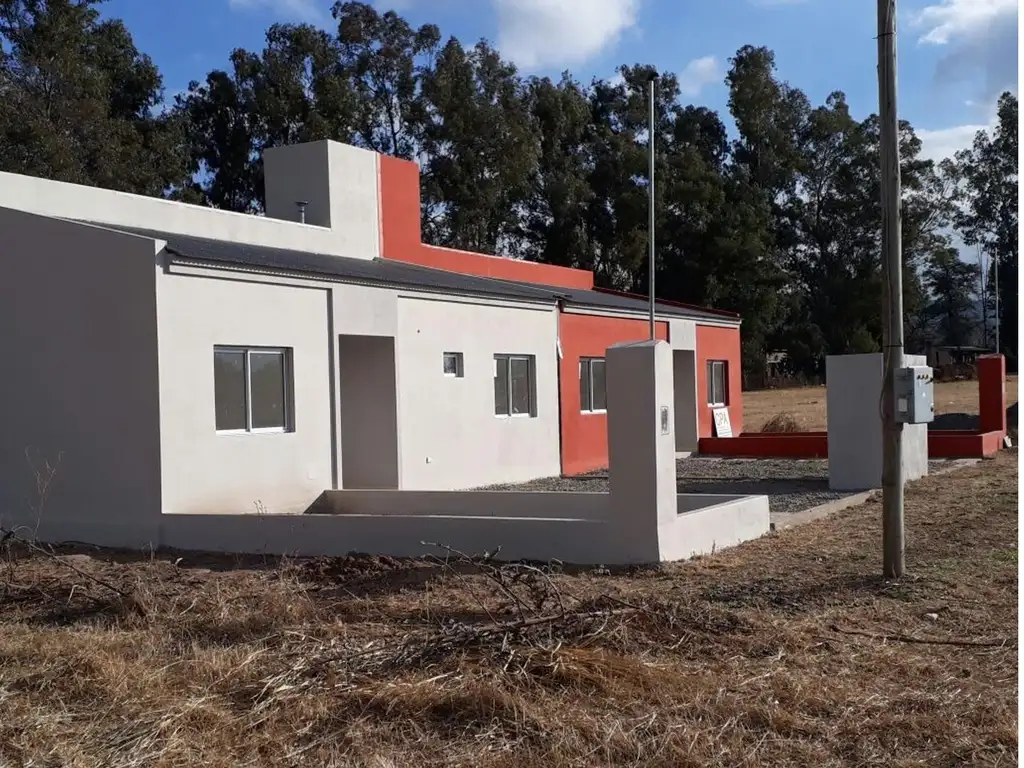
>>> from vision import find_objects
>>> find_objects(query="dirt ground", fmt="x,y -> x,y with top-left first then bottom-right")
0,451 -> 1017,767
744,376 -> 1019,432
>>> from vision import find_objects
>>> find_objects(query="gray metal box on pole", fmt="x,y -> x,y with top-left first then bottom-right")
893,366 -> 935,425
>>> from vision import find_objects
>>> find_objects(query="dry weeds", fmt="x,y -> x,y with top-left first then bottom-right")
745,375 -> 1019,433
0,453 -> 1018,767
758,412 -> 805,433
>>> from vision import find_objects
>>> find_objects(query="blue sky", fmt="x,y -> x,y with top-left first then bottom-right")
102,0 -> 1017,163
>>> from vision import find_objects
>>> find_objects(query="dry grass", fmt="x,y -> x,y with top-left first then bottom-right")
1,453 -> 1018,767
758,412 -> 805,433
746,376 -> 1019,433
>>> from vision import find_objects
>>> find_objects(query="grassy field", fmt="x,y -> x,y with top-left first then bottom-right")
744,376 -> 1019,432
0,451 -> 1017,765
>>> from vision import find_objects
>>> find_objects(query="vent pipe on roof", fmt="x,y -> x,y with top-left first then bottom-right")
295,200 -> 309,224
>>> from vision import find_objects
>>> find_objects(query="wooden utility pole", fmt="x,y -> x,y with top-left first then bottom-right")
877,0 -> 906,578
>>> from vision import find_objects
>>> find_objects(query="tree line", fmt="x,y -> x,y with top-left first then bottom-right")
0,0 -> 1017,382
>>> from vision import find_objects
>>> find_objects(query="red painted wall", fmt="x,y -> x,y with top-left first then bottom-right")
377,155 -> 594,290
977,354 -> 1007,435
559,313 -> 669,475
695,325 -> 743,438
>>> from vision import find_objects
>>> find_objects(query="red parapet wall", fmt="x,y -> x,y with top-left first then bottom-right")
377,154 -> 595,290
394,244 -> 595,290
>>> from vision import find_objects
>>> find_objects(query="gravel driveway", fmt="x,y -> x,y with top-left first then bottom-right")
485,458 -> 955,521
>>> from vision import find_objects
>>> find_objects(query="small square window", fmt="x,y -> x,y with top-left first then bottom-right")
706,360 -> 728,407
579,357 -> 607,413
214,346 -> 293,433
442,351 -> 464,377
494,354 -> 536,417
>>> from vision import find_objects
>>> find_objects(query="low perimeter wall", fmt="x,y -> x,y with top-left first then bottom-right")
928,430 -> 1005,458
699,432 -> 828,459
5,490 -> 771,565
699,430 -> 1003,460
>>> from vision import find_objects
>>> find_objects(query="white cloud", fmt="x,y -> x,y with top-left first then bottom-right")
227,0 -> 325,24
494,0 -> 640,71
676,55 -> 720,98
913,0 -> 1015,45
911,0 -> 1018,100
916,121 -> 989,162
916,96 -> 1001,162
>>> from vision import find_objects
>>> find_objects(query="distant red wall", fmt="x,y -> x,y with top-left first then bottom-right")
559,313 -> 669,475
977,354 -> 1007,435
695,325 -> 743,438
377,155 -> 594,290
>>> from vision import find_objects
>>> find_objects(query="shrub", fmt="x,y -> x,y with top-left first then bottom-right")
759,412 -> 804,433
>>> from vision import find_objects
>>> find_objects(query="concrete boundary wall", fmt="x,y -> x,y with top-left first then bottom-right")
4,335 -> 771,565
318,490 -> 611,521
5,490 -> 767,565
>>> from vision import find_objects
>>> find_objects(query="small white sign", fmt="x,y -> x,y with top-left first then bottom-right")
712,407 -> 733,437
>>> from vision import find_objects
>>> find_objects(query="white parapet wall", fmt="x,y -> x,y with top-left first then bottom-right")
827,353 -> 929,491
0,141 -> 382,259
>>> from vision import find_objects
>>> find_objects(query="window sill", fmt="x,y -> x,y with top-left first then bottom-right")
216,427 -> 291,435
495,413 -> 535,419
580,409 -> 608,416
707,403 -> 728,409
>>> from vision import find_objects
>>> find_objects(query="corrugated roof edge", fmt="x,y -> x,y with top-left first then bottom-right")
592,286 -> 741,322
67,219 -> 736,324
79,223 -> 560,305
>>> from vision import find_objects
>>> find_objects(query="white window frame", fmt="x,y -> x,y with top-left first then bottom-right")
706,359 -> 728,408
494,354 -> 536,418
442,351 -> 464,378
579,357 -> 607,414
214,346 -> 293,435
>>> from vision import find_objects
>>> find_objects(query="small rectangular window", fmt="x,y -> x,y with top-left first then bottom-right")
494,354 -> 535,417
579,357 -> 607,413
706,360 -> 728,407
214,346 -> 293,433
442,351 -> 464,377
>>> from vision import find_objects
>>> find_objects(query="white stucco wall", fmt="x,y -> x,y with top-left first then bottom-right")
395,295 -> 562,489
0,140 -> 382,259
155,270 -> 334,514
668,318 -> 697,350
263,141 -> 382,261
0,211 -> 163,547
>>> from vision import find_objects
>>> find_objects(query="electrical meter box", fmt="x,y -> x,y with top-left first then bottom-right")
893,365 -> 935,424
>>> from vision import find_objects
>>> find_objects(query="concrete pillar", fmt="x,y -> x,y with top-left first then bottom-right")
261,140 -> 382,258
827,353 -> 928,491
606,340 -> 677,539
977,354 -> 1007,435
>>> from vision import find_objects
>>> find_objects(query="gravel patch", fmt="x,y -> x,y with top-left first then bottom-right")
484,458 -> 956,518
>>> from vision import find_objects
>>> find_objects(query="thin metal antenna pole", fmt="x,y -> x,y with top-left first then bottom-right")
878,0 -> 905,578
647,72 -> 657,340
994,253 -> 1000,355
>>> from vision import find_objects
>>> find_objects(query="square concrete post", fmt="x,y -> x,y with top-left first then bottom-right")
606,341 -> 677,549
827,353 -> 928,491
977,354 -> 1007,435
